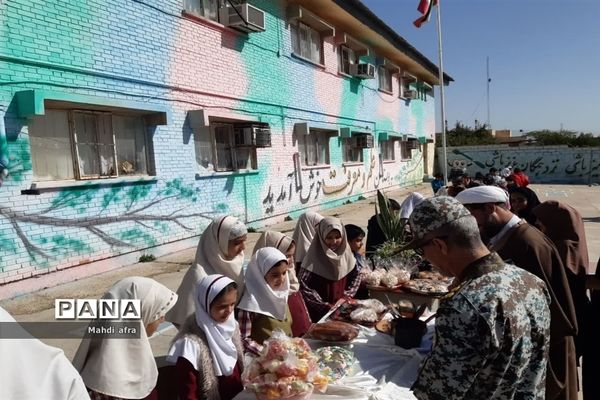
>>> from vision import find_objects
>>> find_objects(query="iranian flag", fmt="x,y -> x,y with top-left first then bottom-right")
414,0 -> 438,28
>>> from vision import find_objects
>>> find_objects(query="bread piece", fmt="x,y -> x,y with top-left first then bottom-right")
309,320 -> 359,342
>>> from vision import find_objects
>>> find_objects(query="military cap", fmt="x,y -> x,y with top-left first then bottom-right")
402,196 -> 472,250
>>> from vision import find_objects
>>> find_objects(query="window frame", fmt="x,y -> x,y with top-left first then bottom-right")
378,66 -> 393,94
183,0 -> 223,22
28,108 -> 152,182
342,136 -> 364,163
339,45 -> 356,76
195,121 -> 258,173
291,20 -> 323,65
380,140 -> 395,161
400,141 -> 412,160
399,72 -> 417,99
299,129 -> 332,167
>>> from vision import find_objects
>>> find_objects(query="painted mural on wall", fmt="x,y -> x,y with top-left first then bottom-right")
261,150 -> 423,216
0,0 -> 434,283
441,146 -> 600,183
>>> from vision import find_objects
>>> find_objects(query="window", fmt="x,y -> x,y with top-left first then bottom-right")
29,109 -> 151,181
378,66 -> 392,93
400,141 -> 411,160
195,122 -> 257,172
400,73 -> 417,98
299,129 -> 331,166
291,21 -> 322,64
400,139 -> 419,159
342,137 -> 363,163
183,0 -> 222,21
339,45 -> 356,75
380,140 -> 395,161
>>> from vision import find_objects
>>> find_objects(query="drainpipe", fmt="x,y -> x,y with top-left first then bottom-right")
0,114 -> 9,186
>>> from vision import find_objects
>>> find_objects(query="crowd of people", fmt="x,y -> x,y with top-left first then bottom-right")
1,167 -> 598,400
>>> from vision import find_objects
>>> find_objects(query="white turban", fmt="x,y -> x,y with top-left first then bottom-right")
455,186 -> 509,206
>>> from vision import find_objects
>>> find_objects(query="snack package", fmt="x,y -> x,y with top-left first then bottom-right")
315,346 -> 355,381
350,307 -> 378,323
354,299 -> 387,314
243,330 -> 329,400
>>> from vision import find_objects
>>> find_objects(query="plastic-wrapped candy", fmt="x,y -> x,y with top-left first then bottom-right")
380,271 -> 399,288
354,299 -> 387,314
362,268 -> 384,286
315,346 -> 355,381
350,307 -> 378,323
243,330 -> 329,400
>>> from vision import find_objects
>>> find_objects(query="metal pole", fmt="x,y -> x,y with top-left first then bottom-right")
435,1 -> 448,185
486,56 -> 491,130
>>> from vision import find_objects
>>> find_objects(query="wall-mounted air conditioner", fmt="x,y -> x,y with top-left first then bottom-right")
234,125 -> 271,147
219,3 -> 266,33
403,90 -> 417,99
355,134 -> 374,148
349,63 -> 375,79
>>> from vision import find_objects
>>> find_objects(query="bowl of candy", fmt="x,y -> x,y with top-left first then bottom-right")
244,330 -> 330,400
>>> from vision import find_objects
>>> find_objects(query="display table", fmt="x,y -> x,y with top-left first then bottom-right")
233,319 -> 435,400
367,286 -> 442,312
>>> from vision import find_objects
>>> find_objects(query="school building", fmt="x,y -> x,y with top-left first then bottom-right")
0,0 -> 451,289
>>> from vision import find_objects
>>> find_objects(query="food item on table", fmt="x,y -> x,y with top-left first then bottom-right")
403,279 -> 450,295
350,307 -> 378,323
309,320 -> 359,342
380,271 -> 399,288
362,268 -> 383,287
395,269 -> 412,284
355,299 -> 387,314
244,330 -> 330,400
315,346 -> 355,381
416,270 -> 447,281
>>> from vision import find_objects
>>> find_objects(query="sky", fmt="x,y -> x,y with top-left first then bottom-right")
361,0 -> 600,135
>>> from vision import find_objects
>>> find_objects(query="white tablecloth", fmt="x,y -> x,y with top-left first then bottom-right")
234,317 -> 435,400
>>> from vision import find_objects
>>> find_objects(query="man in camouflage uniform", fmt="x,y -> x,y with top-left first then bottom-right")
403,196 -> 550,399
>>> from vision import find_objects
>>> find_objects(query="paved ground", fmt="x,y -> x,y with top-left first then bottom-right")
1,183 -> 598,364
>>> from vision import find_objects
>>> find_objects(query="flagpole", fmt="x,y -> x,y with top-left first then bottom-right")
435,1 -> 448,185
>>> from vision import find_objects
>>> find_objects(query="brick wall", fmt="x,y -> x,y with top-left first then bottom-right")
0,0 -> 434,284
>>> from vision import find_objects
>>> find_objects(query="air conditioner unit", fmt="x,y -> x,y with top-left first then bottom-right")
407,139 -> 420,150
349,63 -> 375,79
234,125 -> 271,147
355,134 -> 374,148
219,3 -> 266,33
403,90 -> 417,99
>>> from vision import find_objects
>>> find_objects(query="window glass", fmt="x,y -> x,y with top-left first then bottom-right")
381,140 -> 395,161
29,110 -> 74,181
378,67 -> 392,92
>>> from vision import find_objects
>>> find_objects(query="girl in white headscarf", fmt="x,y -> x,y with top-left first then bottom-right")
0,306 -> 90,400
298,217 -> 360,321
73,277 -> 177,400
167,275 -> 244,400
291,211 -> 324,267
237,247 -> 292,355
167,215 -> 248,327
252,231 -> 312,337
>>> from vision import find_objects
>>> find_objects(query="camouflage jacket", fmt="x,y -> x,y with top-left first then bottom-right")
411,253 -> 550,400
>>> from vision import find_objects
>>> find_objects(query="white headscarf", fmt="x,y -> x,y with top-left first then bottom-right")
73,277 -> 177,399
167,215 -> 246,326
301,217 -> 356,281
399,192 -> 425,220
239,248 -> 290,320
194,274 -> 239,376
0,306 -> 90,400
252,230 -> 299,292
292,211 -> 324,263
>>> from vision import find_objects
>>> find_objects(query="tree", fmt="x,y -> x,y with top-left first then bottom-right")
436,122 -> 496,146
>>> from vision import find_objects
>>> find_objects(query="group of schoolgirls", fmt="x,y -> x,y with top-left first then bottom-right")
73,212 -> 364,400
